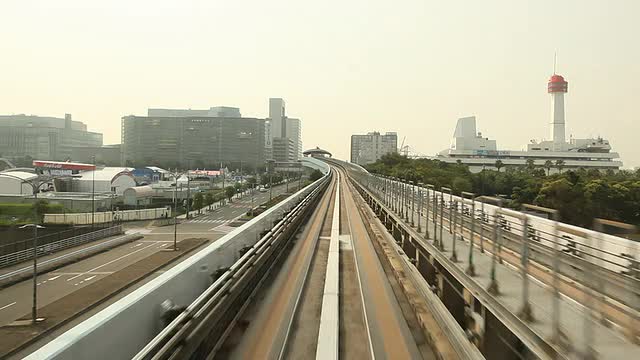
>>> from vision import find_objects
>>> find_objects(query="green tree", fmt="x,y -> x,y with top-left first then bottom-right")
525,159 -> 536,173
225,186 -> 236,202
544,160 -> 553,176
494,159 -> 504,172
309,169 -> 323,182
32,200 -> 50,221
193,192 -> 204,214
205,192 -> 215,210
555,159 -> 566,174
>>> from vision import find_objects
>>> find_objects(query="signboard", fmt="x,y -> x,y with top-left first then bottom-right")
33,160 -> 95,172
41,169 -> 73,176
188,170 -> 221,177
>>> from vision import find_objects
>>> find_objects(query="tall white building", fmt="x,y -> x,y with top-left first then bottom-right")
286,118 -> 302,159
350,131 -> 398,165
268,98 -> 302,161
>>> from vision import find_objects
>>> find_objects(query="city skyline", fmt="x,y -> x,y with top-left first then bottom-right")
1,1 -> 639,168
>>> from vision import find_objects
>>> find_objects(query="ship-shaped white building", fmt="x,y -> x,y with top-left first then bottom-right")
431,73 -> 622,173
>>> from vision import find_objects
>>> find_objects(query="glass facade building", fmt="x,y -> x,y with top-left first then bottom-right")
121,115 -> 266,170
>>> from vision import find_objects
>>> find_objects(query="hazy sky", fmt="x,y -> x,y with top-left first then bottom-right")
2,0 -> 639,167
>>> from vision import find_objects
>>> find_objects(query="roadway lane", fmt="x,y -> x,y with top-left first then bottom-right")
0,184 -> 295,327
0,230 -> 218,326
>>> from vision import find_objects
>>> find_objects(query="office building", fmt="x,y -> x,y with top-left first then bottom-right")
272,137 -> 296,162
121,111 -> 266,170
350,131 -> 398,165
268,98 -> 302,161
286,118 -> 302,159
0,114 -> 103,161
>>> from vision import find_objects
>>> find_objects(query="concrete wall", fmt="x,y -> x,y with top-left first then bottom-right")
27,172 -> 329,360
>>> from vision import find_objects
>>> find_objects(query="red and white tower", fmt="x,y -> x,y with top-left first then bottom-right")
548,74 -> 568,151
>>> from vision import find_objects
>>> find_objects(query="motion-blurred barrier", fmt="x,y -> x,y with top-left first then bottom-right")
27,165 -> 331,360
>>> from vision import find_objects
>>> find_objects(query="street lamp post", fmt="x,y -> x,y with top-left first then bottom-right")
91,155 -> 96,228
477,196 -> 504,295
168,170 -> 185,251
426,184 -> 434,239
441,187 -> 454,257
462,191 -> 476,276
439,188 -> 445,251
417,183 -> 423,233
410,181 -> 415,226
268,160 -> 275,202
0,172 -> 68,324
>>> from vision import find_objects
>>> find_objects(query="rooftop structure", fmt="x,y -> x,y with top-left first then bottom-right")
429,73 -> 622,173
0,171 -> 41,195
70,167 -> 135,195
148,107 -> 241,118
303,147 -> 332,158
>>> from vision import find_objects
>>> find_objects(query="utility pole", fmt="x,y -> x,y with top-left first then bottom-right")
91,155 -> 96,228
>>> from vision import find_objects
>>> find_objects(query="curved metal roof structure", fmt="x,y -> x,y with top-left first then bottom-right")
303,147 -> 332,157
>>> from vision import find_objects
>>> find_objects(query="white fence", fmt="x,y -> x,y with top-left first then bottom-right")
44,208 -> 171,225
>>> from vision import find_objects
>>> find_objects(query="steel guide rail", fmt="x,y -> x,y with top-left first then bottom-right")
375,176 -> 640,314
134,176 -> 331,360
359,171 -> 640,351
347,172 -> 560,359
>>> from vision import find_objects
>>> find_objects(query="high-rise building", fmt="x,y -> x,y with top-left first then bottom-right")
269,98 -> 286,138
121,110 -> 266,169
286,118 -> 302,160
272,137 -> 296,162
268,98 -> 302,161
0,114 -> 103,161
350,131 -> 398,165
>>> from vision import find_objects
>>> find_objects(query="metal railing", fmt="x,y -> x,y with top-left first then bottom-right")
348,167 -> 640,358
0,225 -> 123,268
133,175 -> 329,360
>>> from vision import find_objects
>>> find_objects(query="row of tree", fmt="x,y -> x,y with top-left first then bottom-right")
366,153 -> 640,227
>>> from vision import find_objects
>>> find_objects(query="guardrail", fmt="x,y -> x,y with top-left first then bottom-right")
27,166 -> 331,360
134,175 -> 329,360
351,167 -> 640,358
0,225 -> 123,269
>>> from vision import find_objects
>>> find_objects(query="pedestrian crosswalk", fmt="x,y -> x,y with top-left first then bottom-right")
187,218 -> 231,224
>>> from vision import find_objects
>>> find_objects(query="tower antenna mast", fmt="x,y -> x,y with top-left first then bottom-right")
553,52 -> 557,74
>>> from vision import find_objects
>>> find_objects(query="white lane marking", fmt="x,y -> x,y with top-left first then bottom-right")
0,302 -> 17,311
133,243 -> 143,247
66,243 -> 157,282
84,275 -> 96,281
48,275 -> 61,281
49,272 -> 112,276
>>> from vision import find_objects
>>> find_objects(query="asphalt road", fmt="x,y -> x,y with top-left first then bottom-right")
0,184 -> 292,327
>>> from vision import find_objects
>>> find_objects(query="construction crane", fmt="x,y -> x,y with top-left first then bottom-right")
399,136 -> 410,157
